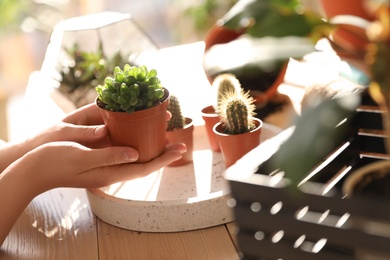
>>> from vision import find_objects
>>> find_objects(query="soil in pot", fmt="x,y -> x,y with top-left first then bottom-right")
343,160 -> 390,199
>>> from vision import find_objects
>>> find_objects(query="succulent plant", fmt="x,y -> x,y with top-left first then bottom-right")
60,42 -> 127,92
212,73 -> 242,111
217,90 -> 256,135
95,64 -> 165,113
167,95 -> 186,131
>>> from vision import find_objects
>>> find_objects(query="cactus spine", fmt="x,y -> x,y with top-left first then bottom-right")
167,95 -> 185,131
218,91 -> 256,135
212,73 -> 242,111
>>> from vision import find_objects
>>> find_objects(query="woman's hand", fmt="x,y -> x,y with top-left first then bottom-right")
0,140 -> 185,246
7,141 -> 186,194
27,103 -> 110,149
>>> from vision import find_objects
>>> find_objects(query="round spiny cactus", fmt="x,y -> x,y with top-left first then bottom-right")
218,90 -> 256,135
212,73 -> 242,111
95,64 -> 165,113
167,95 -> 185,131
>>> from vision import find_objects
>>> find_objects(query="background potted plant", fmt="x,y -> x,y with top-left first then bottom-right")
342,1 -> 390,198
213,88 -> 262,168
166,94 -> 194,167
201,73 -> 242,152
95,64 -> 169,162
58,41 -> 128,108
203,0 -> 331,107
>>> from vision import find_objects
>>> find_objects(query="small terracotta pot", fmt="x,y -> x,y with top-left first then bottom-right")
201,105 -> 221,152
96,89 -> 169,163
166,117 -> 194,167
213,118 -> 263,168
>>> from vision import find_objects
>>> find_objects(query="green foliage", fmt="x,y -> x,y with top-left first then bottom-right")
0,0 -> 30,34
221,0 -> 332,42
60,42 -> 127,92
185,0 -> 237,32
167,95 -> 185,131
218,90 -> 256,135
95,64 -> 165,113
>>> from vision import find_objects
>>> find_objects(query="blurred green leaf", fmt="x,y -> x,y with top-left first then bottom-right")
221,0 -> 331,41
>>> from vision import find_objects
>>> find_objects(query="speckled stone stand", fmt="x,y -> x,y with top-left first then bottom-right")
87,123 -> 280,232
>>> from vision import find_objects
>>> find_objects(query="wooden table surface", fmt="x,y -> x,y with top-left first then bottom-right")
1,187 -> 240,260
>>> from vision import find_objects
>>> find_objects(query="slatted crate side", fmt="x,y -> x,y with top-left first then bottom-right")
227,91 -> 390,259
230,180 -> 390,259
236,233 -> 353,260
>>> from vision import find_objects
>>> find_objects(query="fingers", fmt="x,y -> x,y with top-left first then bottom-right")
100,143 -> 187,185
166,111 -> 172,121
63,103 -> 104,125
89,146 -> 140,168
88,142 -> 187,186
52,124 -> 108,145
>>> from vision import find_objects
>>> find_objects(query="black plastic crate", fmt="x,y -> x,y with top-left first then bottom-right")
226,91 -> 390,259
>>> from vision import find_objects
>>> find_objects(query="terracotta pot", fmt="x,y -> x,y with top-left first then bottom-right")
204,28 -> 288,106
213,118 -> 263,168
204,24 -> 244,51
201,105 -> 221,152
166,117 -> 194,167
96,89 -> 169,163
252,62 -> 288,106
320,0 -> 373,54
320,0 -> 374,21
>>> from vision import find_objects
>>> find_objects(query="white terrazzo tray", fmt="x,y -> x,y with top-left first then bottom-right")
86,123 -> 281,232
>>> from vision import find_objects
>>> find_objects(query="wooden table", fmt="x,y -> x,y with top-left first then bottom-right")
1,188 -> 239,260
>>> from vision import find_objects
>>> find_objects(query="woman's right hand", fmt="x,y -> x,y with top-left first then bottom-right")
6,141 -> 186,195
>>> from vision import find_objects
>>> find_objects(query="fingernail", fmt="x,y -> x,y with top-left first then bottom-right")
124,151 -> 138,162
172,152 -> 183,161
94,126 -> 106,136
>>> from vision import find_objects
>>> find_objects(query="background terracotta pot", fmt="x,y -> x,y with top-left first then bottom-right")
320,0 -> 373,55
201,105 -> 221,152
96,89 -> 169,163
204,24 -> 244,52
213,117 -> 263,168
166,117 -> 194,167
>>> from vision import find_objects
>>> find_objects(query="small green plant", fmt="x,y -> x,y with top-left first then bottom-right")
212,73 -> 242,111
167,95 -> 186,131
60,42 -> 127,92
95,64 -> 165,113
217,90 -> 256,135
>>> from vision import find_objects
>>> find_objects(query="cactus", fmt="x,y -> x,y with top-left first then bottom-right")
95,64 -> 165,113
167,95 -> 186,131
218,90 -> 256,135
212,73 -> 242,111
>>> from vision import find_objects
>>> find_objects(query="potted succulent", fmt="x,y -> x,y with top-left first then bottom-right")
166,94 -> 194,167
95,64 -> 169,162
213,89 -> 262,168
201,73 -> 242,152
